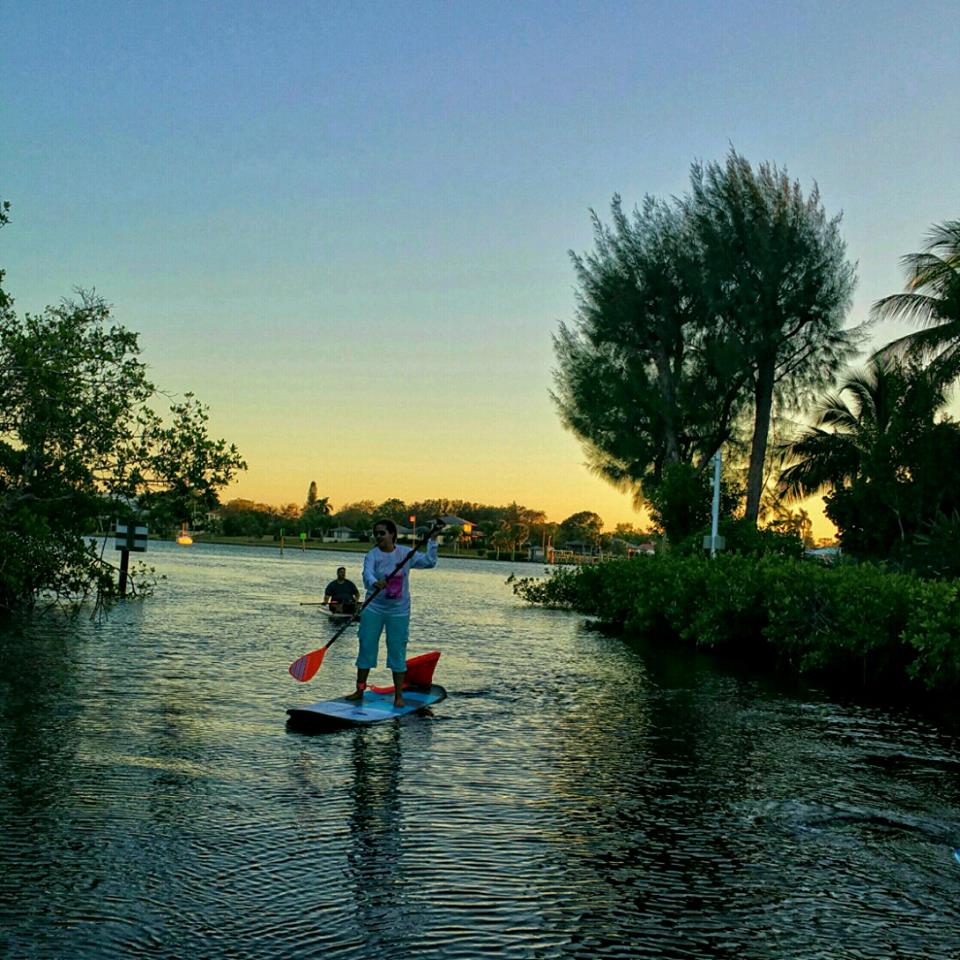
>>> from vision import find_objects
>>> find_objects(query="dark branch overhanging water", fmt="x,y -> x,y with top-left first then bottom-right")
1,541 -> 959,959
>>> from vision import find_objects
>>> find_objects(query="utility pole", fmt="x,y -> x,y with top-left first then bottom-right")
703,449 -> 725,558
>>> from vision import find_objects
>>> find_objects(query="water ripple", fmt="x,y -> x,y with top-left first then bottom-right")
2,543 -> 959,959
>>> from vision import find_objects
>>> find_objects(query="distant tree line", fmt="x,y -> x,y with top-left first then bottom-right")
211,490 -> 650,558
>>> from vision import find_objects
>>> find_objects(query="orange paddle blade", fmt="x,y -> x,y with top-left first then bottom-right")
289,648 -> 325,682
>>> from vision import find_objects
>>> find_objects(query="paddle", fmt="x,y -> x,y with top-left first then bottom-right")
288,518 -> 445,682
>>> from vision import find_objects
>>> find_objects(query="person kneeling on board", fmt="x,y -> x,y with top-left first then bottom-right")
346,518 -> 440,708
324,566 -> 360,616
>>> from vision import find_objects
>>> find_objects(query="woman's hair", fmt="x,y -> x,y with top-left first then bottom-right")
373,518 -> 397,538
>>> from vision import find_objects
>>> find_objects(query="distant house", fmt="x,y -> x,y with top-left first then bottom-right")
436,515 -> 482,546
609,537 -> 653,558
561,540 -> 598,556
325,526 -> 357,542
440,515 -> 470,526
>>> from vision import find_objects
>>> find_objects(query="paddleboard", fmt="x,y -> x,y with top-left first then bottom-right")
287,683 -> 447,731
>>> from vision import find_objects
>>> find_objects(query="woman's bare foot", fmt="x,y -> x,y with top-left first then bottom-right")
391,672 -> 407,709
346,672 -> 370,701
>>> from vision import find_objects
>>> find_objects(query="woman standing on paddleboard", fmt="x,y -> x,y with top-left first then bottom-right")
345,518 -> 440,708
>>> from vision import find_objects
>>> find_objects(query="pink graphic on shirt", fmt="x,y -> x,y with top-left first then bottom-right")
385,573 -> 403,599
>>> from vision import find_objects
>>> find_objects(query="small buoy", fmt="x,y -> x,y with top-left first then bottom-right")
177,523 -> 192,546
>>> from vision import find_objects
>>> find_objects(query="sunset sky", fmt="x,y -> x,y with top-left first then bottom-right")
3,1 -> 959,535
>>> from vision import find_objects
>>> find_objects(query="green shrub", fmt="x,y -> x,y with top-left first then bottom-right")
763,561 -> 914,682
513,550 -> 960,692
903,511 -> 960,579
637,554 -> 709,639
510,565 -> 585,608
721,518 -> 805,559
902,578 -> 960,689
683,554 -> 771,650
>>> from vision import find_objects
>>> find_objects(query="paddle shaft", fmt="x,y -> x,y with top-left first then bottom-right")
320,519 -> 445,654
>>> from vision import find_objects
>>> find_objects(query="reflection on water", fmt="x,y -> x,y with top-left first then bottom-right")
1,541 -> 959,959
346,726 -> 408,951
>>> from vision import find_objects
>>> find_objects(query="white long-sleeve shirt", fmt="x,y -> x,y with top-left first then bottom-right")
362,540 -> 438,615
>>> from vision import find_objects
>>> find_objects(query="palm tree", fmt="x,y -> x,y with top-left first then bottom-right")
779,358 -> 956,551
872,220 -> 960,381
779,360 -> 904,500
780,357 -> 944,499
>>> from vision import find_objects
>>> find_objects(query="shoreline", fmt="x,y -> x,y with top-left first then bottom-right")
153,534 -> 541,563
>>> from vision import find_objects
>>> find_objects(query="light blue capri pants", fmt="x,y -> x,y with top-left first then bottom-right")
356,608 -> 410,673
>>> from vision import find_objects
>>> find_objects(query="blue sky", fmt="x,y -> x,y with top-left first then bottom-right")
2,1 -> 958,531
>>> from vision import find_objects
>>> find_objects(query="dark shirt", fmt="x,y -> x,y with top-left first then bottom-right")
325,579 -> 359,604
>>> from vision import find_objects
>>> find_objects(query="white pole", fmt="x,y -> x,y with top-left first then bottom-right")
710,448 -> 722,558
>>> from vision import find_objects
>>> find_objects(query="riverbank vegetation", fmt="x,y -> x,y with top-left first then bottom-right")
554,150 -> 859,535
512,554 -> 960,693
555,150 -> 960,572
0,202 -> 246,611
541,151 -> 960,695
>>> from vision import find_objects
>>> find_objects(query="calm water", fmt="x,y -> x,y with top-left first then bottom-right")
1,541 -> 959,959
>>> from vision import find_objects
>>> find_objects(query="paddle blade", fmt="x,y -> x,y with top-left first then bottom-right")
289,648 -> 325,682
